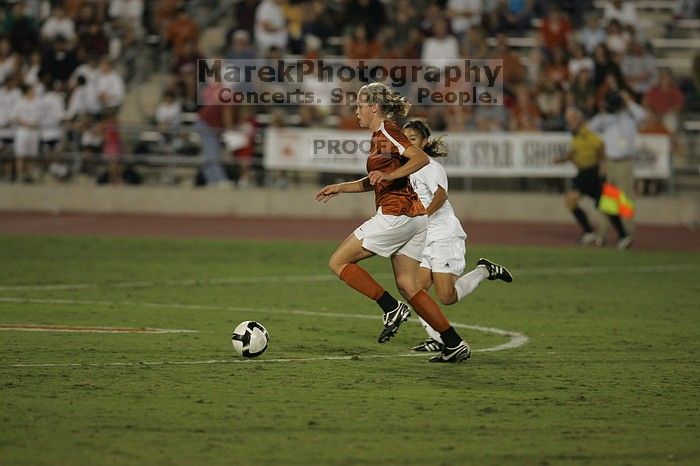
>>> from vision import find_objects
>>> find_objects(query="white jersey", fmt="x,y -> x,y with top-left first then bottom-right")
0,86 -> 21,129
410,157 -> 467,244
13,95 -> 42,128
40,91 -> 65,140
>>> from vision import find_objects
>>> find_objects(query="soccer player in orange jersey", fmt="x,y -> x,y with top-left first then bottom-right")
315,83 -> 470,363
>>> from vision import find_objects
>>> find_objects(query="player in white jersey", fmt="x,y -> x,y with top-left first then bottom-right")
13,84 -> 43,182
403,119 -> 513,352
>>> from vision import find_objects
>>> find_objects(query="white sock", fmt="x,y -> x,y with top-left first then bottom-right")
455,266 -> 489,301
418,316 -> 443,343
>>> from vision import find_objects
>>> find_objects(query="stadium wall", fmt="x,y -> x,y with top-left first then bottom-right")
0,185 -> 697,227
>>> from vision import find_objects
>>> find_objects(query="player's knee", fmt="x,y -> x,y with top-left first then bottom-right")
395,275 -> 419,298
328,256 -> 344,277
436,289 -> 457,305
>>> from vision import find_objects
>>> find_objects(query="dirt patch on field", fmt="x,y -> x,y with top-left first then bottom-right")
0,211 -> 698,251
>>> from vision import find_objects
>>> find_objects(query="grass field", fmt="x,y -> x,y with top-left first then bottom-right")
1,234 -> 698,465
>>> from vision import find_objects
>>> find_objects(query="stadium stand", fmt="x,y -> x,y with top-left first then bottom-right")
0,0 -> 698,193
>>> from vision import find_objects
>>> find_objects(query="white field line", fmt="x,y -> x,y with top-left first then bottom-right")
0,263 -> 697,292
0,297 -> 528,368
0,324 -> 195,334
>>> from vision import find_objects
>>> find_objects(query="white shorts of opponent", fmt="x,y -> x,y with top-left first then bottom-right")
419,237 -> 467,276
14,128 -> 40,158
353,208 -> 428,262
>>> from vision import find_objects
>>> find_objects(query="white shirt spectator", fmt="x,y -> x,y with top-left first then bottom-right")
14,95 -> 43,128
621,49 -> 658,94
603,1 -> 638,26
421,35 -> 460,68
41,14 -> 76,41
65,84 -> 92,120
40,91 -> 65,141
95,69 -> 126,109
155,100 -> 182,127
108,0 -> 144,22
569,56 -> 595,78
254,0 -> 288,52
446,0 -> 482,35
0,85 -> 21,138
0,54 -> 18,84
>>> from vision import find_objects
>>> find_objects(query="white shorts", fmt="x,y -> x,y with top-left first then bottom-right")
14,128 -> 40,158
420,237 -> 466,275
353,209 -> 428,261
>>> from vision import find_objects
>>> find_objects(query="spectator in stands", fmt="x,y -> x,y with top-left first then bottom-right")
5,2 -> 39,56
461,26 -> 488,59
170,39 -> 203,111
344,0 -> 387,40
13,83 -> 42,183
22,50 -> 43,91
73,2 -> 100,37
498,0 -> 535,36
0,76 -> 20,178
42,36 -> 79,87
154,89 -> 182,142
568,68 -> 597,118
602,0 -> 638,27
536,78 -> 566,131
604,19 -> 630,56
0,37 -> 19,85
592,43 -> 624,89
446,0 -> 481,40
344,24 -> 380,60
254,0 -> 287,54
78,22 -> 110,59
579,13 -> 607,54
41,5 -> 76,43
544,46 -> 570,87
165,7 -> 200,58
588,90 -> 646,204
230,0 -> 260,39
281,0 -> 304,54
509,84 -> 541,131
226,30 -> 257,61
102,112 -> 123,184
419,2 -> 446,37
39,79 -> 65,177
539,6 -> 572,54
65,75 -> 96,128
644,68 -> 685,134
421,18 -> 459,69
568,42 -> 595,79
474,104 -> 508,132
491,33 -> 525,94
555,106 -> 632,248
95,57 -> 125,114
196,80 -> 233,187
301,0 -> 337,46
108,0 -> 144,34
621,40 -> 658,100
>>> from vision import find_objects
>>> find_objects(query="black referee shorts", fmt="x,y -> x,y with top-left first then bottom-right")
572,166 -> 603,201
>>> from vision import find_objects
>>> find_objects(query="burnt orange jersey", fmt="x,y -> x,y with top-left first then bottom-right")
367,120 -> 426,217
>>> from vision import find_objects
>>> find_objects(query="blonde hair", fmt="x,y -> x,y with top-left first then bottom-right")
358,82 -> 411,119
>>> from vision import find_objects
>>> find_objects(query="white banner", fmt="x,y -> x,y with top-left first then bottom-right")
263,129 -> 671,179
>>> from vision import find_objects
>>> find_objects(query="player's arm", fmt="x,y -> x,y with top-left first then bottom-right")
368,145 -> 429,185
425,186 -> 447,216
315,176 -> 372,203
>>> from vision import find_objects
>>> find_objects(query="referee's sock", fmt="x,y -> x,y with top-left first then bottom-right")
572,207 -> 593,233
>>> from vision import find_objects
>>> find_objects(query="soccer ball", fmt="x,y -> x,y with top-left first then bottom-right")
231,321 -> 269,358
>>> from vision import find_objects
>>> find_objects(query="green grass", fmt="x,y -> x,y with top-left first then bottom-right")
0,235 -> 698,465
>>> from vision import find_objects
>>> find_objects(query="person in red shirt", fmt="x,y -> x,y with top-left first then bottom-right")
644,68 -> 684,134
315,83 -> 471,363
539,7 -> 572,53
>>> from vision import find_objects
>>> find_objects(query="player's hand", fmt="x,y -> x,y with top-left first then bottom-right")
368,170 -> 393,185
315,184 -> 341,203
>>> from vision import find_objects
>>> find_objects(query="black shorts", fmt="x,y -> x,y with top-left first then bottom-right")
573,166 -> 603,201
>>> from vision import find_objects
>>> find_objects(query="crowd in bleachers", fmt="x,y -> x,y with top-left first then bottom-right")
1,0 -> 699,187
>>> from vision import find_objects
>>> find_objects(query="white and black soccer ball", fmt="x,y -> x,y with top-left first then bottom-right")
231,321 -> 269,358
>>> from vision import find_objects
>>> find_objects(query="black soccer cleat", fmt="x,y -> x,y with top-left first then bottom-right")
411,338 -> 444,352
429,341 -> 472,363
378,301 -> 411,343
477,258 -> 513,283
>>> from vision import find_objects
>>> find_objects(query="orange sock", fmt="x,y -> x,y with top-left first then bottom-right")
339,263 -> 385,301
409,290 -> 450,332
